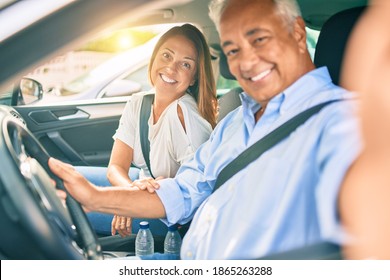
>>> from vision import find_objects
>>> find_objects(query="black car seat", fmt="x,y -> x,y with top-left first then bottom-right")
216,48 -> 242,122
314,6 -> 366,85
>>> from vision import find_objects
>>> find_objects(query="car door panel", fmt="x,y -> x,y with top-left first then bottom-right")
14,100 -> 127,167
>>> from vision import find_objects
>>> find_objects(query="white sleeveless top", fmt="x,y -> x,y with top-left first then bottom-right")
113,91 -> 212,179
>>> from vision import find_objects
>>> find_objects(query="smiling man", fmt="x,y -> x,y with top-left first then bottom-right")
216,0 -> 315,119
49,0 -> 362,259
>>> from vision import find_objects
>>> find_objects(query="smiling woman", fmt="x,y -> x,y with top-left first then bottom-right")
77,23 -> 217,240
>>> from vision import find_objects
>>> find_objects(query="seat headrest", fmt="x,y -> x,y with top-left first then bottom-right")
314,6 -> 366,85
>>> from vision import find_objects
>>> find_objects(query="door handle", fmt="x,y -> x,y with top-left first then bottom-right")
58,110 -> 89,121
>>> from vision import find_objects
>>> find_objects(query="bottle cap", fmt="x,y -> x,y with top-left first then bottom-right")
139,221 -> 150,229
168,224 -> 178,231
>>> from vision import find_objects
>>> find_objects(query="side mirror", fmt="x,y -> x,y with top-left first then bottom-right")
16,78 -> 43,105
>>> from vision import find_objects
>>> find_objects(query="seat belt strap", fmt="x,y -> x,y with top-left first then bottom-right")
214,99 -> 342,191
139,94 -> 155,179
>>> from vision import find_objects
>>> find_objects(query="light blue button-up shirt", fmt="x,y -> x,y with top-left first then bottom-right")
156,67 -> 361,259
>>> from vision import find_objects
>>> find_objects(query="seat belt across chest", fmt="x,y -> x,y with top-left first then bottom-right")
139,94 -> 155,179
213,99 -> 342,192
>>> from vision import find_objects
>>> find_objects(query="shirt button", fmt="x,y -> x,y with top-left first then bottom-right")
228,184 -> 234,191
186,251 -> 193,258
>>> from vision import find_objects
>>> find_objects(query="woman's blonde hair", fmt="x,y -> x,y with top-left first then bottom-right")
148,24 -> 217,128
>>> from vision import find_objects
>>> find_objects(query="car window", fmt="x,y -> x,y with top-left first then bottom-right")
306,27 -> 320,60
99,64 -> 152,98
14,24 -> 179,105
216,76 -> 240,97
0,85 -> 12,105
121,65 -> 152,93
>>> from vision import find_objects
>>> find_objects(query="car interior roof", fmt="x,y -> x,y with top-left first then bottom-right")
130,0 -> 369,46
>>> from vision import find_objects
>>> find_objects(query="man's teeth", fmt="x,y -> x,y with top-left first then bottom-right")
161,74 -> 176,83
251,69 -> 271,82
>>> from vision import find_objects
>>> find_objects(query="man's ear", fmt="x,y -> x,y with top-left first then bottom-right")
294,16 -> 308,53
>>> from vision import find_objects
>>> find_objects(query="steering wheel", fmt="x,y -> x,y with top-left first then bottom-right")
0,107 -> 103,259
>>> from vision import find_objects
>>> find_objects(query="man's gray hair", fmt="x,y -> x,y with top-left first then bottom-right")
209,0 -> 302,33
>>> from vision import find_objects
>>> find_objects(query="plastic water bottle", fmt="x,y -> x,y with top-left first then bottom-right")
135,221 -> 154,256
164,224 -> 182,256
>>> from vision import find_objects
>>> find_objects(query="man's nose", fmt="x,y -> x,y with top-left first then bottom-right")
239,47 -> 260,72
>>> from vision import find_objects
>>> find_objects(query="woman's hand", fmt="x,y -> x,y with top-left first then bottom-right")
131,176 -> 163,193
111,215 -> 132,237
109,177 -> 164,237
